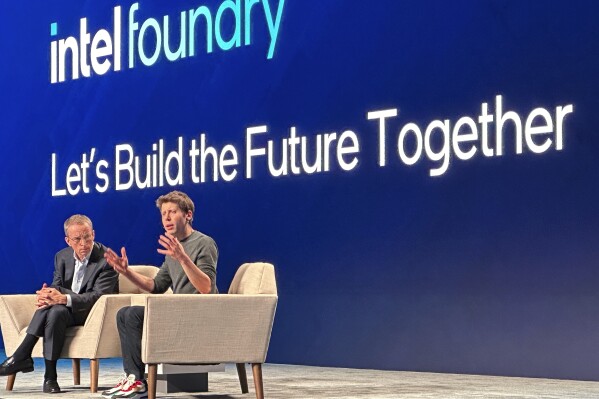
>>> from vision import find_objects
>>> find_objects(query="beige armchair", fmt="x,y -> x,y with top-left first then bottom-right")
143,262 -> 278,399
0,265 -> 159,392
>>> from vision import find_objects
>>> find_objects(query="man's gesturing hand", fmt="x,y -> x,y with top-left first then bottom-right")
104,247 -> 129,275
157,233 -> 186,262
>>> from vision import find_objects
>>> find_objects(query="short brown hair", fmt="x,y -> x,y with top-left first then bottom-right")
64,214 -> 93,236
156,191 -> 195,225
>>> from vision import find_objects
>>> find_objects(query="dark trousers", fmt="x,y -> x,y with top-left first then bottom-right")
117,306 -> 145,380
26,305 -> 76,361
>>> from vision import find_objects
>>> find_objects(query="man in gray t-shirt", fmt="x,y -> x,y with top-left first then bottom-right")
103,191 -> 218,398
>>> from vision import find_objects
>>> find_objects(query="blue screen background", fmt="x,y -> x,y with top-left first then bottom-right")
1,0 -> 598,380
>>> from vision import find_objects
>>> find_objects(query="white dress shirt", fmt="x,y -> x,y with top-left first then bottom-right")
66,249 -> 92,307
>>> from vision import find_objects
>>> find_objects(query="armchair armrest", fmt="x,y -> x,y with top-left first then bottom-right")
65,294 -> 133,358
141,294 -> 278,365
0,295 -> 37,354
130,294 -> 150,307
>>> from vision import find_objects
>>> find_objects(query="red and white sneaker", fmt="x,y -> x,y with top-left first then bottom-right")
113,374 -> 148,399
101,373 -> 128,398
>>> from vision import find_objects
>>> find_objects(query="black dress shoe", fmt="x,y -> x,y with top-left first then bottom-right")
43,379 -> 61,394
0,356 -> 34,376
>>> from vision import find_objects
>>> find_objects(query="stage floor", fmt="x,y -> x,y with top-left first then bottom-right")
0,356 -> 597,398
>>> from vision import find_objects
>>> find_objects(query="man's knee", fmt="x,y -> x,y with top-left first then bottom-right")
129,306 -> 144,323
117,306 -> 144,329
30,306 -> 50,323
117,306 -> 131,327
117,306 -> 142,323
46,305 -> 70,322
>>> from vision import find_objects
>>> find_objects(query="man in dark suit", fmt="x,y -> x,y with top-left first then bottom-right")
0,214 -> 118,393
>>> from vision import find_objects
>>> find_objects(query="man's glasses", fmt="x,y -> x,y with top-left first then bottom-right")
68,234 -> 93,245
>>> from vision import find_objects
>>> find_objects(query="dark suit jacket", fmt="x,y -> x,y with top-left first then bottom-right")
51,242 -> 119,324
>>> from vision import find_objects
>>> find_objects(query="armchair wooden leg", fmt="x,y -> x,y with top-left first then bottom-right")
236,363 -> 249,393
252,363 -> 264,399
90,359 -> 99,393
72,359 -> 81,385
147,364 -> 157,399
6,374 -> 15,391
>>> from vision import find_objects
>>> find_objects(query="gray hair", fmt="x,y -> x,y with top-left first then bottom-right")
63,214 -> 93,236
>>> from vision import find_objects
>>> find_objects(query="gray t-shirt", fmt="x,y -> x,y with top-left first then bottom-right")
152,230 -> 218,294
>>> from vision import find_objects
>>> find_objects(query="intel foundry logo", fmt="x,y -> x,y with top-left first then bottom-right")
49,0 -> 286,84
